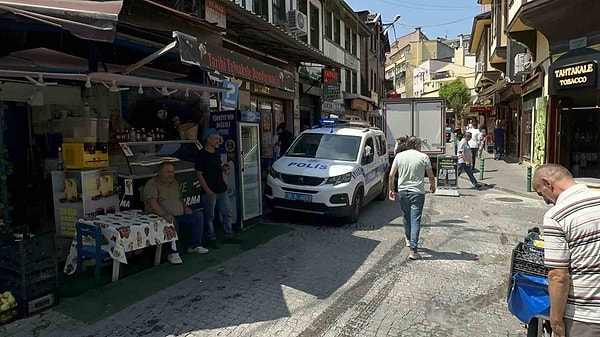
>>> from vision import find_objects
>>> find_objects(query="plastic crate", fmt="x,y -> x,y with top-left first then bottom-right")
0,232 -> 57,273
510,242 -> 548,278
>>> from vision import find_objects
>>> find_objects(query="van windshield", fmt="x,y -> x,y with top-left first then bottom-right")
286,133 -> 361,161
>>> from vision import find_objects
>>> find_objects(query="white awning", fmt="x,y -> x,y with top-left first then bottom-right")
0,0 -> 123,42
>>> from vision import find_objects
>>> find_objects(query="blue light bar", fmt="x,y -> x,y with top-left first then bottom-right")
319,118 -> 338,126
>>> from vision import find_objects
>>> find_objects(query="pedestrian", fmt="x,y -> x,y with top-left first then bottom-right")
388,136 -> 436,260
277,122 -> 294,155
144,162 -> 208,265
532,164 -> 600,337
457,132 -> 482,189
492,120 -> 505,160
393,136 -> 407,156
195,128 -> 242,249
466,123 -> 482,169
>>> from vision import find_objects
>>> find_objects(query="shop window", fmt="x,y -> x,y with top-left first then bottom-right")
334,17 -> 341,45
309,4 -> 320,49
344,27 -> 351,51
324,10 -> 332,39
345,69 -> 351,93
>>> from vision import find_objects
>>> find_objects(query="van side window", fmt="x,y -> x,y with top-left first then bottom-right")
362,137 -> 375,165
377,135 -> 386,156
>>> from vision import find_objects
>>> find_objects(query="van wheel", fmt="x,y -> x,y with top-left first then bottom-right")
345,189 -> 363,223
376,177 -> 388,201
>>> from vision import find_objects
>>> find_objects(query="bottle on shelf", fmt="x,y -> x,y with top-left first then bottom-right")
147,130 -> 153,142
140,128 -> 147,142
135,130 -> 141,142
129,128 -> 136,142
160,128 -> 165,141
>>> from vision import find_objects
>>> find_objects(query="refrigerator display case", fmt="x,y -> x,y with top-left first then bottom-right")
112,140 -> 203,212
51,167 -> 120,237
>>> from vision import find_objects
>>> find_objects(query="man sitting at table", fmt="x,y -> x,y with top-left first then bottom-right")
144,162 -> 208,265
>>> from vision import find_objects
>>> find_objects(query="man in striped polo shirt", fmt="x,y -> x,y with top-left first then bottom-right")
532,164 -> 600,337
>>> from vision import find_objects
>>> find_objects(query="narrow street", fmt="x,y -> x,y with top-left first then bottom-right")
4,186 -> 547,337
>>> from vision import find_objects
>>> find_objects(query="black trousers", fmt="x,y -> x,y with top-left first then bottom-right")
470,148 -> 478,169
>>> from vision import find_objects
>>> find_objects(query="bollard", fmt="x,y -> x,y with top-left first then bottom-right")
479,158 -> 485,180
527,166 -> 532,192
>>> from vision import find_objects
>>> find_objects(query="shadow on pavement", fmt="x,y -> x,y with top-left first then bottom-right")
419,248 -> 479,261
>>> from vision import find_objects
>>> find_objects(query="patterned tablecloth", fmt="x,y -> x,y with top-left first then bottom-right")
63,210 -> 178,275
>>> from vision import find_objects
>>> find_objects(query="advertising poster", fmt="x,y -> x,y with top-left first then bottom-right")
436,155 -> 459,189
221,80 -> 240,109
210,111 -> 241,229
51,168 -> 120,237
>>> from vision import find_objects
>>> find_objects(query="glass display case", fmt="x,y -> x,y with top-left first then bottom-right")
112,140 -> 204,212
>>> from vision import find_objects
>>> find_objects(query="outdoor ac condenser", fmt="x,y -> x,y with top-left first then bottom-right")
287,10 -> 308,36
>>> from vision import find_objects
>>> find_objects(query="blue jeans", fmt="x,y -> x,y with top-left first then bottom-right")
168,210 -> 204,253
457,163 -> 479,187
397,191 -> 425,252
493,142 -> 504,159
202,192 -> 233,241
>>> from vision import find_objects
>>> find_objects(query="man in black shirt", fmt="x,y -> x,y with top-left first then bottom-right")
277,122 -> 294,155
195,128 -> 241,248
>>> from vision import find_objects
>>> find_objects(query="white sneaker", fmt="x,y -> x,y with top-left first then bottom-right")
405,238 -> 410,247
187,246 -> 209,254
168,253 -> 183,265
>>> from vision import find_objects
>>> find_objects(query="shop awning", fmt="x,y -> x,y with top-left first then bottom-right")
0,49 -> 228,94
0,0 -> 123,42
224,1 -> 346,69
0,69 -> 228,94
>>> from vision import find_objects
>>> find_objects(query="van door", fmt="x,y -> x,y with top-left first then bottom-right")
360,136 -> 378,196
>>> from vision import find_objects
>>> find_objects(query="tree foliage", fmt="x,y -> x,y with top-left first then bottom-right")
439,79 -> 471,124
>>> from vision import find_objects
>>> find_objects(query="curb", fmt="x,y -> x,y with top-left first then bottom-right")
458,175 -> 537,199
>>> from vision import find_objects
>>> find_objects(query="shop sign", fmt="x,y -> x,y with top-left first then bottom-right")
351,99 -> 368,111
222,80 -> 240,109
370,91 -> 379,106
324,84 -> 341,100
470,106 -> 492,113
521,73 -> 543,97
251,83 -> 271,95
174,32 -> 294,91
322,101 -> 345,114
436,155 -> 458,190
205,0 -> 226,29
345,53 -> 359,71
321,69 -> 340,85
210,111 -> 241,227
552,61 -> 597,90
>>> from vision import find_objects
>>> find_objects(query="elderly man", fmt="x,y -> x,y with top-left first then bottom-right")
144,162 -> 208,265
532,164 -> 600,337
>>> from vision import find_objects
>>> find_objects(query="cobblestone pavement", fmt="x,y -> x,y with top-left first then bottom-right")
1,187 -> 548,337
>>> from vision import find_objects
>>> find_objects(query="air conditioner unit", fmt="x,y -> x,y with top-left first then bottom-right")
475,62 -> 484,73
287,10 -> 308,36
514,52 -> 532,74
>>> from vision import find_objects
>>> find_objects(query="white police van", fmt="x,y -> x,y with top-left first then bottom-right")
265,119 -> 389,223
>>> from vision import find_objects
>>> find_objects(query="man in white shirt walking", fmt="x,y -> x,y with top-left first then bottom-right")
457,132 -> 482,189
467,123 -> 482,169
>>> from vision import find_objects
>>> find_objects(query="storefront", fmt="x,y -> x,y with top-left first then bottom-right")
520,72 -> 544,163
497,83 -> 523,159
547,47 -> 600,178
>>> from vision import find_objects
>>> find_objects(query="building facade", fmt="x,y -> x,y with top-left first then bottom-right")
506,0 -> 600,178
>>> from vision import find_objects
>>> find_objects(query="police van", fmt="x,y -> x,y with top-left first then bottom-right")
265,119 -> 389,223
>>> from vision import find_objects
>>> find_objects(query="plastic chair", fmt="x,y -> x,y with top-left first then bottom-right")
76,221 -> 110,282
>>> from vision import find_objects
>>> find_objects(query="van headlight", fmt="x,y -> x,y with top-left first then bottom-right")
269,168 -> 282,180
325,172 -> 352,185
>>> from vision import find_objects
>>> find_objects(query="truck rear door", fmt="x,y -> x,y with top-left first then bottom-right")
383,101 -> 411,155
414,100 -> 445,156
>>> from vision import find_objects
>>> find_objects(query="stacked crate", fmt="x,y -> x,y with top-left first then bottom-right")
0,232 -> 58,318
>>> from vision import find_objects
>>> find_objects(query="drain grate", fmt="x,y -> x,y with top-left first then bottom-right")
494,197 -> 523,203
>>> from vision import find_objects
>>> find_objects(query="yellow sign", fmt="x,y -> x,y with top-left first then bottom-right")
351,99 -> 368,111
